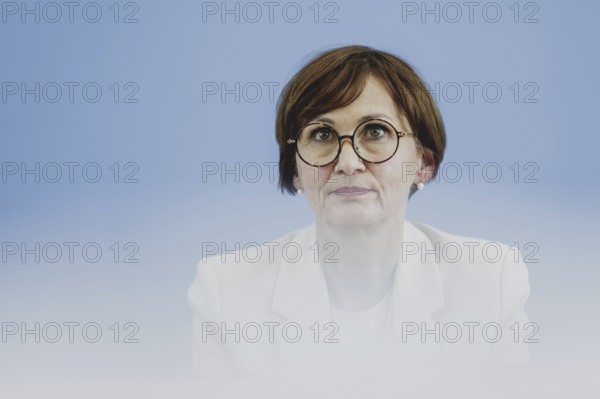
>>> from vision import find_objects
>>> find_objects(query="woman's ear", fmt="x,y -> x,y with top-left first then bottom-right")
416,148 -> 436,184
292,169 -> 303,193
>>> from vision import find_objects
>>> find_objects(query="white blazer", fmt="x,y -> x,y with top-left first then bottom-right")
187,221 -> 532,377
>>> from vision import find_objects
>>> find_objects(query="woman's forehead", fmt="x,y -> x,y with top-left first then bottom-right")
311,77 -> 401,121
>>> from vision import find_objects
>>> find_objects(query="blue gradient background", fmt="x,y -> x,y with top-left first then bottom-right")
1,0 -> 599,394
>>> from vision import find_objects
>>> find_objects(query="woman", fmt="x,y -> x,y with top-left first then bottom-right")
188,45 -> 532,378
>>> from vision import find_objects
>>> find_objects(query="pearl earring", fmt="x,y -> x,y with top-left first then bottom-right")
416,182 -> 425,190
296,189 -> 304,195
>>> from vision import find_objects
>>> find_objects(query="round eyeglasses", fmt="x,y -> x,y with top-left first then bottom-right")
287,118 -> 415,167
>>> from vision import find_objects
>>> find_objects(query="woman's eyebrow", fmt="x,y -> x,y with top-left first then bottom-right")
314,113 -> 394,125
357,113 -> 394,124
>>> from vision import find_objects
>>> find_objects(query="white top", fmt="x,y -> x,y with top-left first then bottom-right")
328,289 -> 394,364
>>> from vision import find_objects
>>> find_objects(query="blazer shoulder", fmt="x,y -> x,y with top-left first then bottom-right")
409,221 -> 520,266
199,223 -> 314,268
409,221 -> 531,322
409,221 -> 507,248
190,223 -> 314,295
188,224 -> 316,319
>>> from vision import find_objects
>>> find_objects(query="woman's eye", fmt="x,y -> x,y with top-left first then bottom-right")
313,128 -> 333,141
366,125 -> 388,138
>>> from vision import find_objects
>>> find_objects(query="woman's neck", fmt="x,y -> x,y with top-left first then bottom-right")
315,215 -> 405,311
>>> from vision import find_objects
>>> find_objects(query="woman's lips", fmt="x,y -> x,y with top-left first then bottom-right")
331,186 -> 374,196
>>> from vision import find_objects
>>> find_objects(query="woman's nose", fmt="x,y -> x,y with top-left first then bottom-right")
335,137 -> 365,174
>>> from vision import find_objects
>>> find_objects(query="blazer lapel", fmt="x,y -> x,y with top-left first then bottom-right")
271,222 -> 331,324
270,223 -> 333,367
389,221 -> 446,362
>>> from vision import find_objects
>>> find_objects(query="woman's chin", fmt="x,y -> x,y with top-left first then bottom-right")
321,209 -> 381,228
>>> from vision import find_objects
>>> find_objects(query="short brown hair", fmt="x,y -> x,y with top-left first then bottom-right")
275,45 -> 446,195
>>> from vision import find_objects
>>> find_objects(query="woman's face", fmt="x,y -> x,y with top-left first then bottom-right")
294,75 -> 430,227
